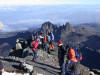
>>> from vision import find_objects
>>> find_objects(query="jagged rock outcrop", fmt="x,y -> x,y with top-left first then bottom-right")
40,21 -> 58,41
41,21 -> 76,42
63,22 -> 75,32
41,21 -> 57,34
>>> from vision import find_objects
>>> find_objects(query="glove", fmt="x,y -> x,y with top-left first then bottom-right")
80,56 -> 82,60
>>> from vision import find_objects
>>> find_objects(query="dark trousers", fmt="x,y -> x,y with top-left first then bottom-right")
0,72 -> 2,75
58,56 -> 65,75
33,50 -> 37,60
44,43 -> 48,52
65,61 -> 78,75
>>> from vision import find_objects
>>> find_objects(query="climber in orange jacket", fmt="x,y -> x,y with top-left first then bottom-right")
68,48 -> 82,62
65,45 -> 82,75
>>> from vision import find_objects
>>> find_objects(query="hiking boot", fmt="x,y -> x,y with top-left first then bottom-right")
32,59 -> 36,62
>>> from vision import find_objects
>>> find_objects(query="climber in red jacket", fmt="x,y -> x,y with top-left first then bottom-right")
32,38 -> 38,61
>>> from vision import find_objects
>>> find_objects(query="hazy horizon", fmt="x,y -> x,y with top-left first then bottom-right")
0,4 -> 100,32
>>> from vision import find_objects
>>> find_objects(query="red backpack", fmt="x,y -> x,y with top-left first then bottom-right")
44,35 -> 47,43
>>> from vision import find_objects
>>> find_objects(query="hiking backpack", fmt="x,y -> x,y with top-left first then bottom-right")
75,48 -> 82,59
66,48 -> 82,60
50,32 -> 54,41
30,41 -> 34,48
47,35 -> 51,43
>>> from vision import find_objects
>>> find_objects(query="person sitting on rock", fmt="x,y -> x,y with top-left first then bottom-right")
0,61 -> 4,75
32,38 -> 38,62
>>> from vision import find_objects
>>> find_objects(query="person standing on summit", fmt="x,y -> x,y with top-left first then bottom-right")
32,38 -> 38,62
58,40 -> 65,75
65,45 -> 82,75
50,31 -> 54,42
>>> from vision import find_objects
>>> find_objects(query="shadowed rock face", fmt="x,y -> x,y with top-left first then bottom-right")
81,35 -> 100,69
0,31 -> 32,56
82,35 -> 100,50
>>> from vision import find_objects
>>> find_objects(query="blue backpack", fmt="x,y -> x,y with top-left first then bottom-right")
51,32 -> 54,41
47,35 -> 51,43
65,61 -> 78,75
75,48 -> 82,59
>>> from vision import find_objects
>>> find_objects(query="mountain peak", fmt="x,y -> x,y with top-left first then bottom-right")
64,22 -> 75,32
42,21 -> 53,25
41,21 -> 55,34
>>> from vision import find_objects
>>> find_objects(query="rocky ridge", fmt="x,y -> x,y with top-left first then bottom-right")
0,48 -> 91,75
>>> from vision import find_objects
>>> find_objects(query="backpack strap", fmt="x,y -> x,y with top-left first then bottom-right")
75,49 -> 82,59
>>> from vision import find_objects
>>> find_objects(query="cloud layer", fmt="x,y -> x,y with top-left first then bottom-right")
0,5 -> 100,32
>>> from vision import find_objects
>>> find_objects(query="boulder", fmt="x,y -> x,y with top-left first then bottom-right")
19,62 -> 34,73
91,69 -> 100,75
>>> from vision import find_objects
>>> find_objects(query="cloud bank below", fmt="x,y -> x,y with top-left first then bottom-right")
0,5 -> 100,32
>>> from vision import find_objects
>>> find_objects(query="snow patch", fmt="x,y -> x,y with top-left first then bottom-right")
37,73 -> 43,75
2,71 -> 29,75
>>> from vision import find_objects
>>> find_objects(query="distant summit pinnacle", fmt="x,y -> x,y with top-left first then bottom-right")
64,22 -> 75,32
41,21 -> 55,34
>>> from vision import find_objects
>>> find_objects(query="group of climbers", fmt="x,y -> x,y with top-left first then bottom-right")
58,40 -> 83,75
8,30 -> 83,75
31,31 -> 83,75
42,31 -> 55,54
30,30 -> 55,61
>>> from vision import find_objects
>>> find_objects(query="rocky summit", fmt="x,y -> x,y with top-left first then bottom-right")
0,21 -> 100,75
0,48 -> 91,75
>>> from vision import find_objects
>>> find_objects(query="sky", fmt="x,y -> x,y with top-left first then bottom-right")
0,0 -> 100,5
0,0 -> 100,32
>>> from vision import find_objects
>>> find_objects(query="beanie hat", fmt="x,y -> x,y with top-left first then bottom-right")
58,40 -> 63,44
